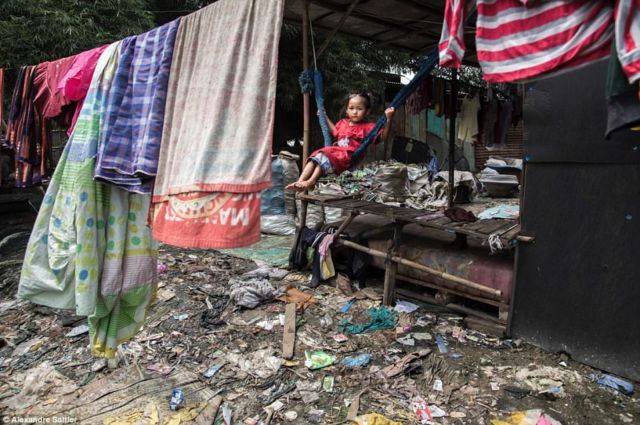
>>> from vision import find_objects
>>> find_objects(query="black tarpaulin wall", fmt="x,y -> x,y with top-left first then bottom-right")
511,59 -> 640,381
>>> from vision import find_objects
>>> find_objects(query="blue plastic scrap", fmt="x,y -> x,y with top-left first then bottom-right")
591,373 -> 634,395
340,298 -> 356,313
341,353 -> 372,368
436,335 -> 448,353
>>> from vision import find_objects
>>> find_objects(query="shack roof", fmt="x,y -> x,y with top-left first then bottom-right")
284,0 -> 477,62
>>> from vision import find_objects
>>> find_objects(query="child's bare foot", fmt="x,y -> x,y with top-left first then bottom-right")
297,181 -> 315,191
285,182 -> 301,191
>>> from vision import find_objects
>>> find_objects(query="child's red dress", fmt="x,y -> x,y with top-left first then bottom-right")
309,118 -> 379,175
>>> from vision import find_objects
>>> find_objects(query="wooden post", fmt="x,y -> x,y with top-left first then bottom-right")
447,69 -> 458,207
302,1 -> 310,165
383,222 -> 402,305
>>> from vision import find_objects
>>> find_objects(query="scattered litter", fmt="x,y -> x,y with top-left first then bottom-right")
304,351 -> 336,370
450,352 -> 463,360
222,405 -> 233,425
411,396 -> 431,423
433,378 -> 444,392
590,373 -> 634,395
395,325 -> 412,334
412,332 -> 432,341
382,349 -> 430,378
394,300 -> 419,313
157,262 -> 168,274
490,409 -> 562,425
146,362 -> 174,375
277,287 -> 318,311
169,388 -> 185,411
341,353 -> 372,368
241,264 -> 289,280
339,306 -> 397,334
340,298 -> 356,313
490,382 -> 500,391
396,335 -> 415,346
203,363 -> 224,378
284,410 -> 298,421
322,375 -> 335,392
436,335 -> 448,353
229,278 -> 281,308
226,348 -> 283,379
428,405 -> 447,418
333,333 -> 348,343
65,324 -> 89,337
173,313 -> 189,321
354,413 -> 402,425
538,386 -> 563,400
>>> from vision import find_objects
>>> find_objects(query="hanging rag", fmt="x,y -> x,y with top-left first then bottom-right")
18,42 -> 158,359
58,45 -> 110,136
440,0 -> 640,84
151,0 -> 284,248
94,20 -> 179,193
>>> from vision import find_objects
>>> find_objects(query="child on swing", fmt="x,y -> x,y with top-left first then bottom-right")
286,92 -> 395,192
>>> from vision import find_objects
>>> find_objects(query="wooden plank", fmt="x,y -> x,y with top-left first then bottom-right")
500,223 -> 521,242
282,303 -> 296,359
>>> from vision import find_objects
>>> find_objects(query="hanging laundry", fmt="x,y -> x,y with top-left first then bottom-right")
405,76 -> 432,115
433,78 -> 446,116
59,45 -> 110,136
457,95 -> 480,144
94,20 -> 179,193
427,109 -> 445,139
6,65 -> 48,187
151,0 -> 284,249
439,1 -> 640,84
18,42 -> 158,359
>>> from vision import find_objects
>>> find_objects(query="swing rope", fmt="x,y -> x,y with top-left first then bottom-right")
298,17 -> 333,147
350,48 -> 439,166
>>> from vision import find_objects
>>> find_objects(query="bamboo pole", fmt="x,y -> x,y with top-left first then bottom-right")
302,1 -> 310,165
337,238 -> 503,299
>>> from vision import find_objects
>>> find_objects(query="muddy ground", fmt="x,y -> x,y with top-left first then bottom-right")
0,240 -> 638,424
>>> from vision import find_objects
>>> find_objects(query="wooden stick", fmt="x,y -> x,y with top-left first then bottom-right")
282,303 -> 296,359
337,238 -> 502,299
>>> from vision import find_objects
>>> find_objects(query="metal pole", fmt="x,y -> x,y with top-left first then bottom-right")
302,1 -> 310,165
447,69 -> 458,207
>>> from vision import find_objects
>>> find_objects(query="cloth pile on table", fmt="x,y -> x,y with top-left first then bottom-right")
321,160 -> 476,211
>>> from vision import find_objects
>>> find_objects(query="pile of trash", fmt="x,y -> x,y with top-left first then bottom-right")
0,245 -> 638,424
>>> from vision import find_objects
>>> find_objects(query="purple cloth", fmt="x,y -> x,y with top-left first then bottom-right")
95,19 -> 179,193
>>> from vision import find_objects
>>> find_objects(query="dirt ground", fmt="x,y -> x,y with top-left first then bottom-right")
0,241 -> 638,424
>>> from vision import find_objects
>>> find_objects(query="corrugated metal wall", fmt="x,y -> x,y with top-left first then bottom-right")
474,122 -> 524,169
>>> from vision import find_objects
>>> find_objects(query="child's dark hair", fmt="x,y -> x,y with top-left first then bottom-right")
348,92 -> 372,109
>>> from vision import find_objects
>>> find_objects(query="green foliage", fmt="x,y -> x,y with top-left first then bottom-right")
277,24 -> 413,118
0,0 -> 155,69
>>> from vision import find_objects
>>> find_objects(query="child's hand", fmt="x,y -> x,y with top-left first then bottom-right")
385,107 -> 395,119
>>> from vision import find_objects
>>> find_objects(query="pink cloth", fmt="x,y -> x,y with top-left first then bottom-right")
58,45 -> 109,135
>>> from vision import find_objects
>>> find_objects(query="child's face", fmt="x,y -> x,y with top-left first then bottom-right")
346,96 -> 369,123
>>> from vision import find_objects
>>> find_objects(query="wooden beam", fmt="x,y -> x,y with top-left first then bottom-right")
282,303 -> 296,359
316,0 -> 363,59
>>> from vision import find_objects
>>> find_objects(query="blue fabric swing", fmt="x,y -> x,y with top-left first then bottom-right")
350,48 -> 439,166
300,69 -> 333,147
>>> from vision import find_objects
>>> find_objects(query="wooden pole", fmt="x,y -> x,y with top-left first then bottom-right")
447,69 -> 458,207
302,1 -> 310,165
337,238 -> 503,299
382,222 -> 402,305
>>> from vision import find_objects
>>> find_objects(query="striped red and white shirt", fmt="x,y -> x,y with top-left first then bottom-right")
439,0 -> 640,84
